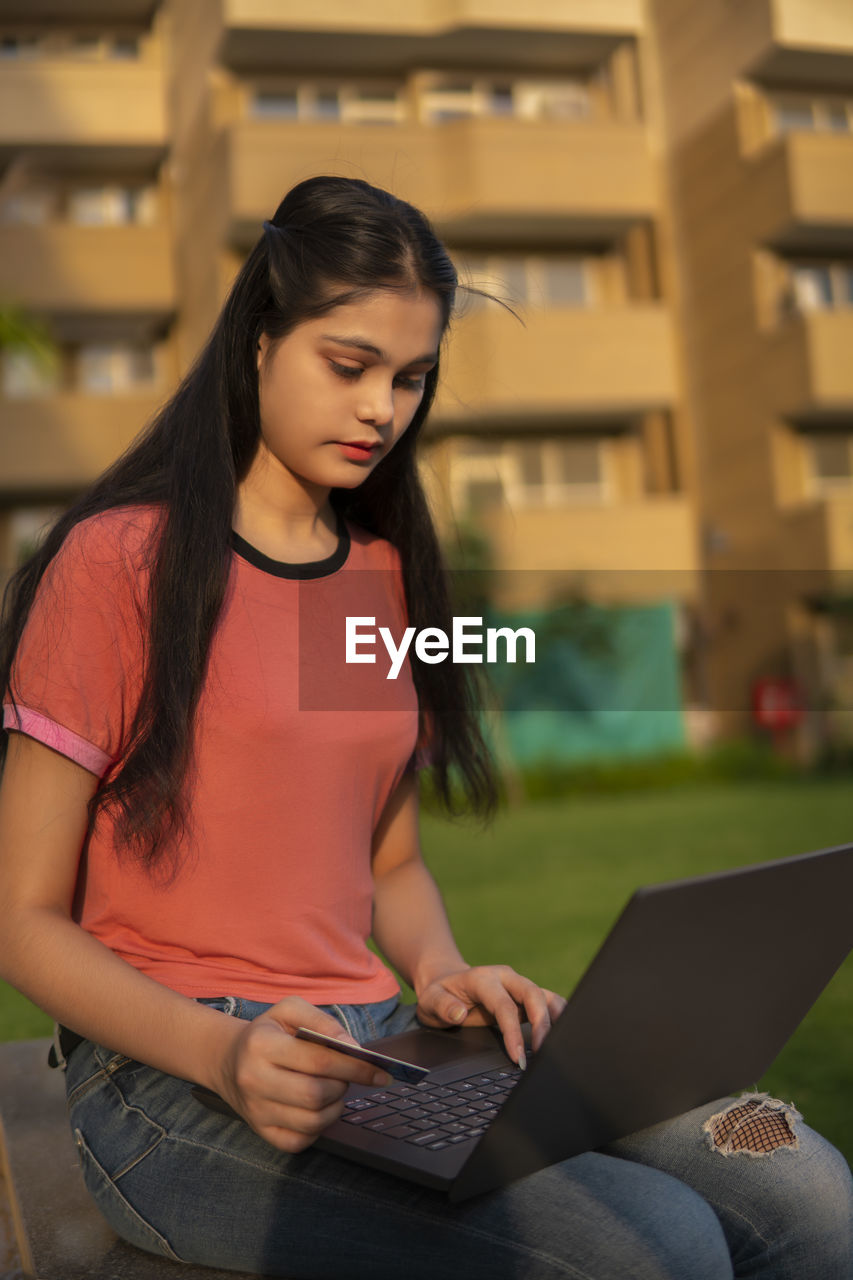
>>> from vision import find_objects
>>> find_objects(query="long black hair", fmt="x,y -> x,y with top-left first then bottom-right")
0,176 -> 497,867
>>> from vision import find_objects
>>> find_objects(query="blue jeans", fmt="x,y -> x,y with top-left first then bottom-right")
63,996 -> 853,1279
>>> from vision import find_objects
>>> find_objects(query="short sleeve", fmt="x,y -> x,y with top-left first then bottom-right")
3,511 -> 152,777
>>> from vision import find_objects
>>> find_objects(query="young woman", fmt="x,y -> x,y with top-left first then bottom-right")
0,176 -> 850,1279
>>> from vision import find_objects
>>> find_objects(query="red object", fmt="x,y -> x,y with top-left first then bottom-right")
752,678 -> 803,732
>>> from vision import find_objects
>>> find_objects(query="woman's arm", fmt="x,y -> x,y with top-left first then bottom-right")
371,770 -> 565,1068
0,732 -> 390,1151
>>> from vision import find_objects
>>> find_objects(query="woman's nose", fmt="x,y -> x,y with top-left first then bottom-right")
356,378 -> 394,427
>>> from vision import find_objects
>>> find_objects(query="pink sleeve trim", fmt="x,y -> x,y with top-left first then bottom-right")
2,704 -> 112,777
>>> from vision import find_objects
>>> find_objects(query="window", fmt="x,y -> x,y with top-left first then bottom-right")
808,435 -> 853,492
772,95 -> 853,134
250,83 -> 402,124
67,186 -> 156,226
1,349 -> 59,398
451,436 -> 608,512
0,35 -> 38,58
790,261 -> 853,312
110,36 -> 139,59
773,99 -> 816,132
420,75 -> 591,124
251,89 -> 298,119
458,254 -> 590,308
76,345 -> 158,394
0,189 -> 55,225
513,80 -> 590,122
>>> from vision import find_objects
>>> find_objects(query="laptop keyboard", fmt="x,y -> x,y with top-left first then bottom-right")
341,1066 -> 522,1151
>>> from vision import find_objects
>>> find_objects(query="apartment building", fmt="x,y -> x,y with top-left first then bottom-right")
652,0 -> 853,745
3,1 -> 849,747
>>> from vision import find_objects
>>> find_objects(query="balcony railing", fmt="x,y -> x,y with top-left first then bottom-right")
748,131 -> 853,251
0,393 -> 162,492
0,60 -> 166,155
764,310 -> 853,423
225,117 -> 656,245
434,304 -> 677,426
0,225 -> 175,318
474,497 -> 698,599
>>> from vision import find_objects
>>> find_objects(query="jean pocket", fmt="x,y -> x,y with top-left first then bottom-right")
73,1126 -> 185,1262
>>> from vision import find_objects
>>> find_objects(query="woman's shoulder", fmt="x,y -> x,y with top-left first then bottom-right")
61,504 -> 163,569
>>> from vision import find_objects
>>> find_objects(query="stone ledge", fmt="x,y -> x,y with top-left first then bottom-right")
0,1038 -> 259,1280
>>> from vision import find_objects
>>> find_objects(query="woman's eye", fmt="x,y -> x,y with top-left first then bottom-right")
394,374 -> 426,391
329,360 -> 362,379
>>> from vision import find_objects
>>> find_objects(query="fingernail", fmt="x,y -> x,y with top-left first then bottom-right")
516,1048 -> 527,1071
372,1070 -> 392,1086
450,1005 -> 467,1023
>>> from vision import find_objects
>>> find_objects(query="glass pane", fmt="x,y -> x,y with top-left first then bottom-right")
540,82 -> 590,121
490,85 -> 514,116
555,439 -> 602,486
792,265 -> 833,310
111,37 -> 139,59
70,36 -> 101,58
825,102 -> 850,131
77,347 -> 115,392
517,442 -> 544,488
498,258 -> 529,304
0,190 -> 53,225
841,266 -> 853,305
2,350 -> 57,398
544,258 -> 586,305
314,91 -> 340,120
810,436 -> 852,480
251,90 -> 298,119
774,99 -> 815,132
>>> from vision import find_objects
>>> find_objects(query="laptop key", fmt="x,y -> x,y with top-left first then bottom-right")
385,1124 -> 419,1139
427,1140 -> 451,1150
342,1107 -> 393,1125
408,1130 -> 451,1146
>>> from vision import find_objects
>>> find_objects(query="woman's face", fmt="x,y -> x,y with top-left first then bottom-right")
252,287 -> 443,507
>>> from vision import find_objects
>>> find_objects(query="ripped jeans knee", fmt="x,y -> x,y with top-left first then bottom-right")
704,1092 -> 801,1156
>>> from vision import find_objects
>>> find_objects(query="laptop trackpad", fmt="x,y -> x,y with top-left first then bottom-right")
364,1024 -> 506,1070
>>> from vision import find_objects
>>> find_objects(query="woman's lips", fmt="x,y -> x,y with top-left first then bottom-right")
336,441 -> 380,462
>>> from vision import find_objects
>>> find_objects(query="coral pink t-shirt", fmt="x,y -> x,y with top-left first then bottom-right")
4,506 -> 418,1004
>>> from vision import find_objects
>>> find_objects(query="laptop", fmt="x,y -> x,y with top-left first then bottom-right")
316,842 -> 853,1201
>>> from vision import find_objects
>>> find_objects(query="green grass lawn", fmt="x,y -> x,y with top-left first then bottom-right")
419,778 -> 853,1165
1,778 -> 851,1161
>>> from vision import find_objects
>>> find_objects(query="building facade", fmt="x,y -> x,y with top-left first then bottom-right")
1,0 -> 851,749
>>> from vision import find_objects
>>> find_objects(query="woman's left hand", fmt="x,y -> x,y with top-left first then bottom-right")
415,966 -> 566,1069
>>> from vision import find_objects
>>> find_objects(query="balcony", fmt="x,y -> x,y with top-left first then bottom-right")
0,393 -> 162,493
218,0 -> 643,73
0,59 -> 166,168
473,497 -> 698,602
0,225 -> 175,333
782,496 -> 853,589
225,118 -> 656,245
434,305 -> 677,428
749,131 -> 853,253
763,310 -> 853,426
745,0 -> 853,89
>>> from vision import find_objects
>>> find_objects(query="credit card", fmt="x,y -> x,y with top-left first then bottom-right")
295,1026 -> 429,1084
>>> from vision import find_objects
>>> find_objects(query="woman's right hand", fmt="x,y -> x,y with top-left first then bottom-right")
211,997 -> 392,1153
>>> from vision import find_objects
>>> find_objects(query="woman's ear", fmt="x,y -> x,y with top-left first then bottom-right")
256,332 -> 269,372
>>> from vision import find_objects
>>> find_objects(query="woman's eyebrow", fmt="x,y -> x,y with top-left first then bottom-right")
321,334 -> 438,366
